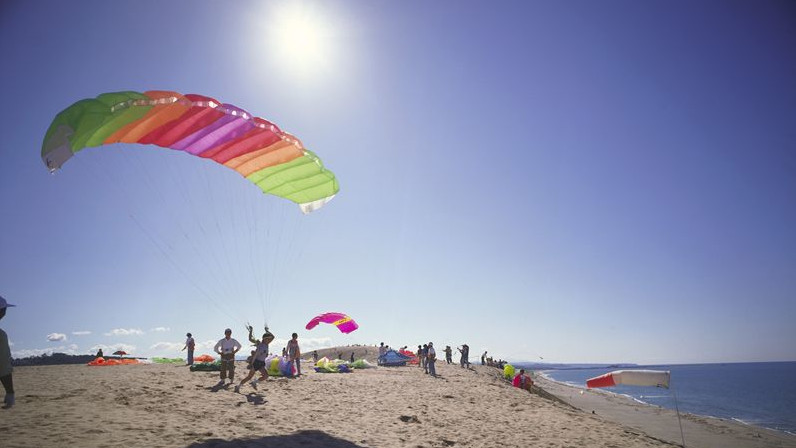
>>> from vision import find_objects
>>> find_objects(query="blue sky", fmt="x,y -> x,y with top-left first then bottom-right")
1,0 -> 794,364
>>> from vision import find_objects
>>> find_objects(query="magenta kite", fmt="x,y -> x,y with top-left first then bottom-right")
305,312 -> 359,334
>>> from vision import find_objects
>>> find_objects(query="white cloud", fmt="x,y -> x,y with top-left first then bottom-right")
72,331 -> 91,336
150,327 -> 170,332
295,337 -> 333,351
47,333 -> 67,342
150,341 -> 183,353
105,328 -> 144,336
13,344 -> 81,358
195,339 -> 221,352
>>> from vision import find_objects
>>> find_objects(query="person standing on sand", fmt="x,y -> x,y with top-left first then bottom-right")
481,351 -> 487,365
213,328 -> 241,386
378,342 -> 386,365
458,344 -> 470,368
235,325 -> 273,393
0,296 -> 15,409
426,342 -> 437,377
444,345 -> 452,364
182,332 -> 195,365
287,333 -> 301,377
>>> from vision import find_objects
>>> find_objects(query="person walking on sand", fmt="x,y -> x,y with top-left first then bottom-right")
182,332 -> 195,366
286,332 -> 301,377
426,342 -> 437,377
235,325 -> 274,393
214,328 -> 241,386
0,296 -> 16,409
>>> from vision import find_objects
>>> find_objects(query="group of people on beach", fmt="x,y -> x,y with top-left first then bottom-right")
411,342 -> 476,376
415,343 -> 438,376
182,325 -> 302,395
481,350 -> 508,369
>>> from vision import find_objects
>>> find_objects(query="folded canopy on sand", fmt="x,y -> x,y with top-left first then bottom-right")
194,354 -> 215,363
87,357 -> 141,366
379,350 -> 412,367
586,370 -> 671,389
313,357 -> 351,373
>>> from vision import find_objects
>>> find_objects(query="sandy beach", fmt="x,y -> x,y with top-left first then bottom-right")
1,349 -> 794,448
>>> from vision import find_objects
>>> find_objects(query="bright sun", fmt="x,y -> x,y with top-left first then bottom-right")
266,2 -> 338,81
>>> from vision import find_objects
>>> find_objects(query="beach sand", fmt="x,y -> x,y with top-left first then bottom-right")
1,349 -> 794,448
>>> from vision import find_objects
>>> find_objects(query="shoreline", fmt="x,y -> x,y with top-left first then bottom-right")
531,370 -> 796,448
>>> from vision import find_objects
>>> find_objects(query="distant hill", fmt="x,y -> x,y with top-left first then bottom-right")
13,353 -> 97,366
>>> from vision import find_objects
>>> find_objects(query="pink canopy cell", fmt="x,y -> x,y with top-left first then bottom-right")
305,312 -> 359,334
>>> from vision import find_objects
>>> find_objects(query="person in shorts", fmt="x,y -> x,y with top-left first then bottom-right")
235,325 -> 274,393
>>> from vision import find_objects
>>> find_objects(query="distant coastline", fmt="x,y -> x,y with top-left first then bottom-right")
12,353 -> 97,367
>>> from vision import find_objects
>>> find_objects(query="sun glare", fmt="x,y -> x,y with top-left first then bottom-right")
265,3 -> 338,81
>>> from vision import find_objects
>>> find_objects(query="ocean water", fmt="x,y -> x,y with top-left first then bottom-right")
534,362 -> 796,435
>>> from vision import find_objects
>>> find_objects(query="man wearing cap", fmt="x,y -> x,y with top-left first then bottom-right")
213,328 -> 241,386
0,295 -> 15,408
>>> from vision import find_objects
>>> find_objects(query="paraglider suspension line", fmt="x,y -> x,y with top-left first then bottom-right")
673,390 -> 686,448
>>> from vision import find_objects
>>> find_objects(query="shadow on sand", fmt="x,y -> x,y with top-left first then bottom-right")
184,430 -> 365,448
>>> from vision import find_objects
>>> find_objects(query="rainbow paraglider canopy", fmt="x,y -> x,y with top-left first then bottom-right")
41,90 -> 338,213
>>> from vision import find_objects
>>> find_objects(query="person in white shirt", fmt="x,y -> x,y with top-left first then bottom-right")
213,328 -> 241,386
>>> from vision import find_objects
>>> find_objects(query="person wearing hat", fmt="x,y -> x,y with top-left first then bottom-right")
182,332 -> 195,366
213,328 -> 241,386
0,295 -> 16,408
